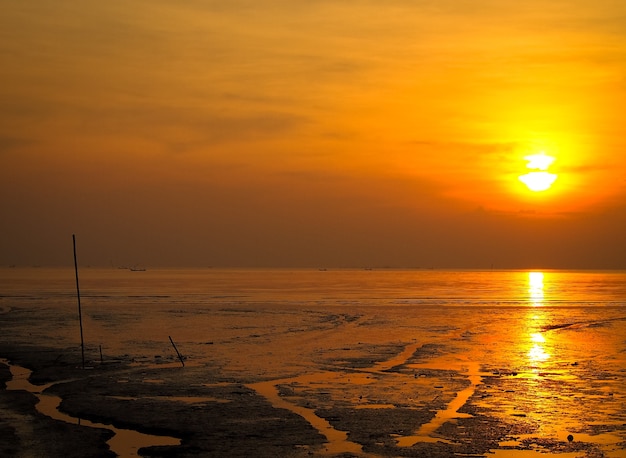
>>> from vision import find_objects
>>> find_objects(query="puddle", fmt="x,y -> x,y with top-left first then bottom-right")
2,359 -> 181,457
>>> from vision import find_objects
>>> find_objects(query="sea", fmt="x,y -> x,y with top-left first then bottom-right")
1,267 -> 625,457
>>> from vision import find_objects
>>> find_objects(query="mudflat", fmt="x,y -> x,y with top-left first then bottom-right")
1,268 -> 625,457
1,336 -> 620,457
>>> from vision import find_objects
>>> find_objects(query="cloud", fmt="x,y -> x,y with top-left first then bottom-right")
0,136 -> 33,155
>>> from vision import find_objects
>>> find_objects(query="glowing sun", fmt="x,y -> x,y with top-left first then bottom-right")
519,152 -> 557,192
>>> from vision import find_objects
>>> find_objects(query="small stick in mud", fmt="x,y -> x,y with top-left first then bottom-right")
169,336 -> 185,367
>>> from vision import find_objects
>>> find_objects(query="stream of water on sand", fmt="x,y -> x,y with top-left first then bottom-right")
3,360 -> 181,458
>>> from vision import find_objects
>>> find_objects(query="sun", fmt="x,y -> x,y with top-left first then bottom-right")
519,171 -> 557,192
519,152 -> 557,192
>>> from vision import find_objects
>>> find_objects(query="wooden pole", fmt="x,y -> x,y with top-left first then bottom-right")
169,336 -> 185,367
73,234 -> 85,369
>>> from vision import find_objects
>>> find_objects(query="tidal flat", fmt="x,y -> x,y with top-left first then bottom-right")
1,268 -> 625,457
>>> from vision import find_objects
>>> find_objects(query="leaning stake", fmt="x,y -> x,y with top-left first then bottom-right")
73,234 -> 86,369
169,336 -> 185,367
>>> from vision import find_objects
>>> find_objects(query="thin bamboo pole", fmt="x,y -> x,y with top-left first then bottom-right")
73,234 -> 85,369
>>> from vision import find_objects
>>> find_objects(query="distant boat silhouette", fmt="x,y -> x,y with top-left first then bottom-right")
129,266 -> 146,272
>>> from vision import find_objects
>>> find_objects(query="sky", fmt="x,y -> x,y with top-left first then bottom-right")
1,0 -> 625,269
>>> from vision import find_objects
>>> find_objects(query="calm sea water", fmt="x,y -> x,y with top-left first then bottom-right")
2,267 -> 625,376
2,267 -> 626,308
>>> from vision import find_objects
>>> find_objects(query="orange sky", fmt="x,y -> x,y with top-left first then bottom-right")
1,1 -> 625,268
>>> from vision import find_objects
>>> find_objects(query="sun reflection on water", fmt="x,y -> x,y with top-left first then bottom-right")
528,271 -> 544,307
528,342 -> 550,362
528,326 -> 550,363
473,271 -> 626,453
526,272 -> 550,362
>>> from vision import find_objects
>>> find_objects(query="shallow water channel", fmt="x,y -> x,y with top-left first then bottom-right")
3,360 -> 181,457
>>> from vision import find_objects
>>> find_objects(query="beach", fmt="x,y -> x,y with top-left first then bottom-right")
1,268 -> 625,457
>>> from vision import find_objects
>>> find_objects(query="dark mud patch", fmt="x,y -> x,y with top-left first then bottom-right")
316,406 -> 436,456
314,406 -> 513,457
316,312 -> 362,324
1,345 -> 327,457
0,344 -> 104,385
57,388 -> 326,457
406,343 -> 449,364
441,404 -> 532,451
317,342 -> 407,369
